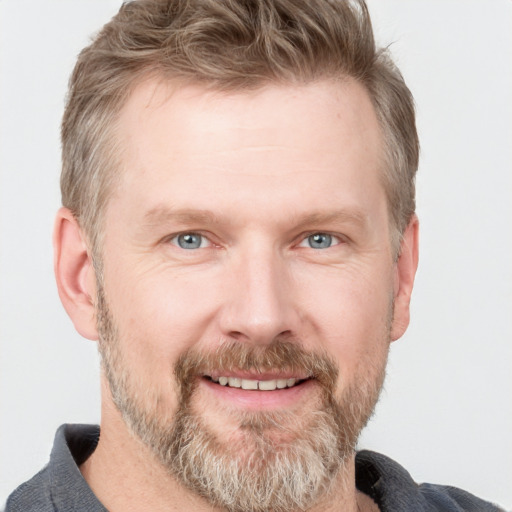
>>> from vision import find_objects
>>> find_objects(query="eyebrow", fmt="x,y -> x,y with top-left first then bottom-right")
142,206 -> 368,231
143,207 -> 221,228
289,210 -> 369,232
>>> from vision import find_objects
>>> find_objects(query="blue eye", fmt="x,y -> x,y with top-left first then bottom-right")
305,233 -> 335,249
173,233 -> 206,250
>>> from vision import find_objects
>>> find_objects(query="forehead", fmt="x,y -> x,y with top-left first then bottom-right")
110,78 -> 385,225
117,77 -> 382,159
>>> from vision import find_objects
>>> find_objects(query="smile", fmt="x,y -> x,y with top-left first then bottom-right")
200,373 -> 316,410
208,376 -> 306,391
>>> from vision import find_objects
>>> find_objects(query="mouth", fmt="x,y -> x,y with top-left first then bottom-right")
198,372 -> 315,410
205,375 -> 309,391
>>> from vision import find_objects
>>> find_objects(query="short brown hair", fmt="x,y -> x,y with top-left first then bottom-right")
61,0 -> 418,258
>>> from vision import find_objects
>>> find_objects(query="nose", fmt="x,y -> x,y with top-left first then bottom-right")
217,243 -> 301,345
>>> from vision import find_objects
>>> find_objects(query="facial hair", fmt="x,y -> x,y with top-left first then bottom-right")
96,285 -> 388,512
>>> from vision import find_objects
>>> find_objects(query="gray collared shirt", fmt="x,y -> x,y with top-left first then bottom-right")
5,424 -> 504,511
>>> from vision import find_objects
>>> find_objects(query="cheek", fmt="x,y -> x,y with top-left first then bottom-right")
103,265 -> 222,385
296,264 -> 393,379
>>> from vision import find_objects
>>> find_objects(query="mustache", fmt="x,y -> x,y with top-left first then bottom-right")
174,339 -> 339,399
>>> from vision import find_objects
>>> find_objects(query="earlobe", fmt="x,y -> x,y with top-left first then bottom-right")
390,215 -> 419,341
53,207 -> 99,340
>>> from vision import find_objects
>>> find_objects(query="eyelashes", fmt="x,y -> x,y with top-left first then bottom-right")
167,231 -> 344,251
169,232 -> 211,250
298,233 -> 343,249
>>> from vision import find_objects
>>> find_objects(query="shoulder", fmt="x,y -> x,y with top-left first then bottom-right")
355,450 -> 505,512
417,483 -> 505,512
5,465 -> 54,512
5,424 -> 105,512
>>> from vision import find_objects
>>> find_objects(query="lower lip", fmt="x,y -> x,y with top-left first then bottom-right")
200,378 -> 316,410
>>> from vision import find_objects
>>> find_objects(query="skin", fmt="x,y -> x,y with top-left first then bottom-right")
54,78 -> 418,512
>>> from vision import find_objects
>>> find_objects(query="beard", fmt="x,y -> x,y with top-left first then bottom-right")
96,286 -> 388,512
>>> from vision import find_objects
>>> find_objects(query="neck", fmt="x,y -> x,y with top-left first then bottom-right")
80,385 -> 378,512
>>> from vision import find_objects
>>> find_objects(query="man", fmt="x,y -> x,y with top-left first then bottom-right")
4,0 -> 505,511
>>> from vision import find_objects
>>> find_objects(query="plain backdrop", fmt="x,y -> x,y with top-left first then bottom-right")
1,0 -> 511,508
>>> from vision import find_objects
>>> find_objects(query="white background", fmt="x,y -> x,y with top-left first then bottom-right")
1,0 -> 511,508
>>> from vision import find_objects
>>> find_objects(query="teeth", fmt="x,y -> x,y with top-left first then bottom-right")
241,379 -> 258,390
228,377 -> 242,388
212,376 -> 301,390
258,380 -> 277,391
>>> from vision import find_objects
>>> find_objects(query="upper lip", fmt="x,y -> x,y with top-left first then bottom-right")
205,371 -> 311,381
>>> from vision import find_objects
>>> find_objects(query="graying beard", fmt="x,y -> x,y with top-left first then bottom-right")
96,286 -> 387,512
165,407 -> 347,512
106,367 -> 380,512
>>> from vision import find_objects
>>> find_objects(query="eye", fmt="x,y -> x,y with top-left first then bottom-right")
299,232 -> 340,249
170,232 -> 210,250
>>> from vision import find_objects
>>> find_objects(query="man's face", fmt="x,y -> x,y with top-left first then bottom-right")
96,79 -> 400,510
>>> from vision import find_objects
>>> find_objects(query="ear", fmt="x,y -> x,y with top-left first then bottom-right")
390,215 -> 419,341
53,207 -> 98,340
